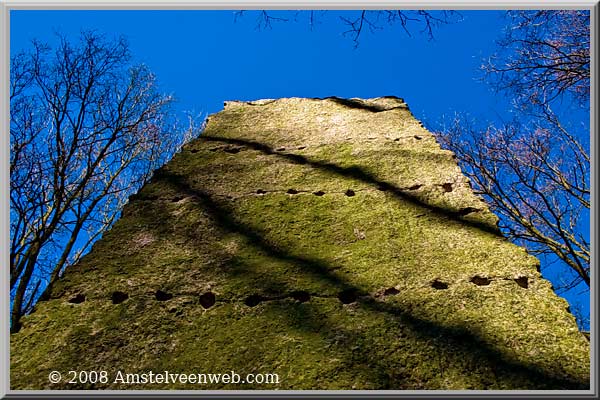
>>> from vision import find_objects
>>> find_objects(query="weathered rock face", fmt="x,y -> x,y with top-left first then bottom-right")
11,97 -> 589,390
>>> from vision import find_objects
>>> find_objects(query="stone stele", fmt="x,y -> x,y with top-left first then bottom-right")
10,97 -> 590,390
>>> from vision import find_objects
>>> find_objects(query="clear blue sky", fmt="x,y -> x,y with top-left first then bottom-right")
10,10 -> 514,121
9,10 -> 589,325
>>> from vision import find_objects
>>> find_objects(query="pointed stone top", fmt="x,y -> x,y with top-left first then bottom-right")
208,96 -> 418,148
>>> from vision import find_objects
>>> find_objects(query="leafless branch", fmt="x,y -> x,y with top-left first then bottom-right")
436,12 -> 590,311
9,31 -> 198,333
234,10 -> 460,47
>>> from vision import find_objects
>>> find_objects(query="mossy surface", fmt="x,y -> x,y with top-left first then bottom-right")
11,97 -> 589,390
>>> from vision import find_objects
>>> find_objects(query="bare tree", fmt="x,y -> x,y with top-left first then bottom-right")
234,10 -> 460,47
435,11 -> 590,326
438,110 -> 589,288
10,31 -> 195,333
484,10 -> 590,108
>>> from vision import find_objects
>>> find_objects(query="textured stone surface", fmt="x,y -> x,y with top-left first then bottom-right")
11,97 -> 589,389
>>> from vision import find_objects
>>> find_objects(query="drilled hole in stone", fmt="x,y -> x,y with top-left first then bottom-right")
414,135 -> 422,140
345,189 -> 355,197
287,189 -> 298,195
244,294 -> 263,307
199,292 -> 216,309
431,279 -> 449,290
171,195 -> 185,202
394,138 -> 400,142
224,147 -> 242,154
457,207 -> 479,216
377,183 -> 391,191
383,287 -> 400,296
470,276 -> 491,286
256,189 -> 267,195
297,146 -> 306,150
514,276 -> 529,289
442,183 -> 453,192
155,290 -> 173,301
338,289 -> 358,304
291,290 -> 310,303
276,147 -> 286,151
408,184 -> 423,190
68,293 -> 86,304
111,291 -> 128,304
313,191 -> 325,196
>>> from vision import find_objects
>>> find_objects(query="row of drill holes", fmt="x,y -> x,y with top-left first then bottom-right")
431,276 -> 529,290
200,143 -> 432,197
257,183 -> 425,197
195,145 -> 307,155
177,187 -> 396,200
204,139 -> 449,196
70,288 -> 356,307
244,288 -> 404,307
72,277 -> 530,308
70,290 -> 216,309
268,185 -> 422,195
196,144 -> 441,155
258,185 -> 475,220
256,189 -> 354,197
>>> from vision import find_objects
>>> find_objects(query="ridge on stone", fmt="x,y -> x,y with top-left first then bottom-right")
10,97 -> 589,390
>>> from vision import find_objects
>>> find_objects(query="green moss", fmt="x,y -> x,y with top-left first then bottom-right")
11,97 -> 588,390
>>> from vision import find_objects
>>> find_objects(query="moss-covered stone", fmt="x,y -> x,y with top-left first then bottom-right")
10,97 -> 589,390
